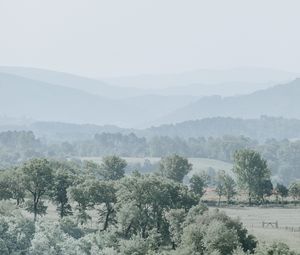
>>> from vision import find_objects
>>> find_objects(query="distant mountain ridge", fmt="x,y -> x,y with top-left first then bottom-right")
2,66 -> 299,97
1,66 -> 300,128
0,66 -> 146,99
103,67 -> 299,95
0,71 -> 195,127
159,78 -> 300,124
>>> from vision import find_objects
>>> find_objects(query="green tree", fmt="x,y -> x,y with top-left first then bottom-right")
68,182 -> 91,225
21,159 -> 54,221
87,179 -> 117,230
190,172 -> 209,198
258,179 -> 273,203
215,172 -> 225,206
217,171 -> 237,205
159,154 -> 192,183
0,215 -> 35,254
100,156 -> 127,180
29,220 -> 82,255
289,181 -> 300,204
255,242 -> 298,255
203,220 -> 239,255
116,174 -> 197,240
51,169 -> 74,218
165,209 -> 186,249
275,184 -> 289,203
0,169 -> 25,205
179,210 -> 256,255
233,150 -> 271,205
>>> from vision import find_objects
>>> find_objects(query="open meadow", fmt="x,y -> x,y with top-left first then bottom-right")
220,207 -> 300,252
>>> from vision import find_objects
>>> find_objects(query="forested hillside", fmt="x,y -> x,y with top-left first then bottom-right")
162,79 -> 300,123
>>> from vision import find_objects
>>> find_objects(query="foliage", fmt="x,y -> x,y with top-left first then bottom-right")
216,170 -> 237,204
177,209 -> 256,255
233,150 -> 271,204
0,168 -> 25,205
68,181 -> 92,225
0,157 -> 298,254
289,181 -> 300,202
275,183 -> 289,202
116,174 -> 198,240
51,169 -> 74,218
190,172 -> 209,198
0,215 -> 35,254
21,158 -> 54,221
255,242 -> 298,255
159,154 -> 192,182
100,155 -> 127,180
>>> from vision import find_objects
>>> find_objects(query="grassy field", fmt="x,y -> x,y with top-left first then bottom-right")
219,207 -> 300,251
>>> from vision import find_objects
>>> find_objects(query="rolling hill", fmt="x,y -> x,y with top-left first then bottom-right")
104,67 -> 299,96
1,67 -> 300,129
3,66 -> 298,98
0,72 -> 195,127
0,66 -> 146,99
160,78 -> 300,124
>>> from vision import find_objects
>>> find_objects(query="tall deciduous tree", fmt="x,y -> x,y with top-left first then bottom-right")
51,169 -> 74,218
87,179 -> 117,230
116,174 -> 198,240
216,170 -> 237,205
159,154 -> 192,183
289,181 -> 300,204
21,159 -> 54,221
190,172 -> 209,198
68,181 -> 91,225
100,156 -> 127,180
233,150 -> 270,205
0,169 -> 25,205
275,183 -> 289,203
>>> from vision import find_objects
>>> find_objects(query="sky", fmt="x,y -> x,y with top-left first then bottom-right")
0,0 -> 300,78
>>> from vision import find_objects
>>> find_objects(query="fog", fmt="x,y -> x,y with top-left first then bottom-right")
1,0 -> 300,79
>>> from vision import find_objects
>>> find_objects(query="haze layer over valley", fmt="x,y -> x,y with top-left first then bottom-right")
1,66 -> 299,128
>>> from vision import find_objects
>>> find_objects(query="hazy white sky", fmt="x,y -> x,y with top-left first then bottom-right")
0,0 -> 300,77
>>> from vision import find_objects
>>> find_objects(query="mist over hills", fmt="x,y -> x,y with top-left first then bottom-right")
0,71 -> 195,127
2,66 -> 298,97
104,67 -> 298,96
1,66 -> 300,129
160,78 -> 300,124
0,66 -> 145,99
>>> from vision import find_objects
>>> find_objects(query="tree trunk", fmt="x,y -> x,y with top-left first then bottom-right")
103,203 -> 113,231
34,202 -> 37,221
248,192 -> 252,206
33,193 -> 37,221
125,221 -> 133,238
60,204 -> 64,219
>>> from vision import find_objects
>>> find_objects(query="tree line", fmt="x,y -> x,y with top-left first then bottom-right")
1,130 -> 300,184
